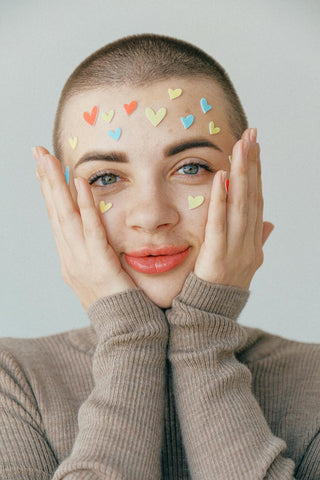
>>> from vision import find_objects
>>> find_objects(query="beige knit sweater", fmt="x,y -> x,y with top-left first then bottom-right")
0,273 -> 319,479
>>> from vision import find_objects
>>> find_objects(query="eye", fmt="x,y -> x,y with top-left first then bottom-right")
177,162 -> 213,175
88,171 -> 120,186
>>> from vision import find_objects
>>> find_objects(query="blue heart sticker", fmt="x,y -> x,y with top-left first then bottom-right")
200,98 -> 212,113
108,127 -> 121,141
181,115 -> 194,129
64,166 -> 70,185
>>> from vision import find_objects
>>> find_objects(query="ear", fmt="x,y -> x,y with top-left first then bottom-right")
262,222 -> 275,247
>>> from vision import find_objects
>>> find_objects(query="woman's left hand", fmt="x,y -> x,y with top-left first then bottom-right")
194,128 -> 274,289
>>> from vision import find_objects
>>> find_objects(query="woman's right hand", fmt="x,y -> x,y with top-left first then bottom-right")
32,146 -> 136,310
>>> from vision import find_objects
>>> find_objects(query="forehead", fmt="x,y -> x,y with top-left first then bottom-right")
60,77 -> 232,162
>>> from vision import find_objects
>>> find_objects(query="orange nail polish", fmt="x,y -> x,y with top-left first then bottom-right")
226,179 -> 229,193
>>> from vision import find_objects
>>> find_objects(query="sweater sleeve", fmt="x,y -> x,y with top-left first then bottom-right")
166,272 -> 297,480
51,287 -> 168,480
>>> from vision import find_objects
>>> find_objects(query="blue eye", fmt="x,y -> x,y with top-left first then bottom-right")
179,164 -> 201,175
89,172 -> 119,186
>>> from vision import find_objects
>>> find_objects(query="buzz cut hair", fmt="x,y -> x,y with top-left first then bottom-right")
53,33 -> 248,160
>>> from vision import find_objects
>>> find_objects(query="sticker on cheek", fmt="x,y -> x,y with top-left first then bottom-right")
100,200 -> 113,213
168,88 -> 182,99
228,155 -> 232,164
64,166 -> 70,185
209,121 -> 221,135
181,115 -> 194,129
102,110 -> 115,123
83,106 -> 98,125
145,107 -> 167,126
108,127 -> 122,141
200,98 -> 212,113
188,195 -> 204,210
68,137 -> 77,150
124,101 -> 137,115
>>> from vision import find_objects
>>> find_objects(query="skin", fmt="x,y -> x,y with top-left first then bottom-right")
32,77 -> 274,310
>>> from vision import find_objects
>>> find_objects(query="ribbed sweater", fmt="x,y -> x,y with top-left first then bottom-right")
0,273 -> 319,479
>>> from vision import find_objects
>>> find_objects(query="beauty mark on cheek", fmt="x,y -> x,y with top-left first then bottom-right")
100,201 -> 113,213
188,195 -> 204,210
83,106 -> 98,125
124,101 -> 137,115
102,110 -> 115,123
68,137 -> 77,150
145,107 -> 167,126
168,88 -> 182,99
200,98 -> 212,113
209,121 -> 221,135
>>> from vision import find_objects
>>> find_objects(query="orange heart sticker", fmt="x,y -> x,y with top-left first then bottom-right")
124,101 -> 137,115
83,106 -> 98,125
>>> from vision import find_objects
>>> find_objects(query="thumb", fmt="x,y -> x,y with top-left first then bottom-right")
262,222 -> 275,247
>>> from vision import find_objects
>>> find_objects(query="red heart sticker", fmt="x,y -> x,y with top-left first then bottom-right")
124,101 -> 137,115
83,106 -> 98,125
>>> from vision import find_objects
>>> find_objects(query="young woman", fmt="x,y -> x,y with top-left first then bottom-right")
1,34 -> 319,479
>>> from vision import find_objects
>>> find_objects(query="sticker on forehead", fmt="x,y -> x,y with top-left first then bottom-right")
200,98 -> 212,113
168,88 -> 182,100
100,200 -> 113,213
68,137 -> 77,150
209,121 -> 221,135
124,101 -> 137,115
102,110 -> 115,123
64,166 -> 70,185
181,115 -> 194,129
145,107 -> 167,126
83,106 -> 98,126
188,195 -> 204,210
108,128 -> 121,141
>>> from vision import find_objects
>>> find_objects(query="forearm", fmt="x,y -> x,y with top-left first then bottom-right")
53,288 -> 168,480
166,272 -> 295,480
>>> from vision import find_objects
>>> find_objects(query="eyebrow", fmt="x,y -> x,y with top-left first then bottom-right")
75,138 -> 222,169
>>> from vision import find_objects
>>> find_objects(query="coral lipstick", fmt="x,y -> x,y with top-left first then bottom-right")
124,246 -> 190,274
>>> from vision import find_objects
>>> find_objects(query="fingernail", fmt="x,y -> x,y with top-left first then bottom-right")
250,128 -> 257,144
243,139 -> 250,156
74,177 -> 80,193
31,146 -> 41,165
225,178 -> 229,193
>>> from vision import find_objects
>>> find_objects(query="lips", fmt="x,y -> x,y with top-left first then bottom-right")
124,246 -> 190,274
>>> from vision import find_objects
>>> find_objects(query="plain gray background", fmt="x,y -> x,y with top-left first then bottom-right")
1,0 -> 319,341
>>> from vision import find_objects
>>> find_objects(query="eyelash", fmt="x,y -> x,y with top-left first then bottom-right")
88,162 -> 215,186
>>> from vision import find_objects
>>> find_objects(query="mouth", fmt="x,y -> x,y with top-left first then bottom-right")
124,245 -> 190,274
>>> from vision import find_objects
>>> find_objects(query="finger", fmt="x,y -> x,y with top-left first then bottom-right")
203,170 -> 227,258
254,144 -> 264,248
42,153 -> 85,250
227,139 -> 249,251
74,177 -> 111,256
244,142 -> 259,245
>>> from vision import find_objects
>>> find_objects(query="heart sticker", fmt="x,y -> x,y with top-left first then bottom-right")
102,110 -> 115,123
228,155 -> 232,163
68,137 -> 77,150
100,201 -> 113,213
209,121 -> 221,135
168,88 -> 182,100
83,106 -> 98,125
200,98 -> 212,113
124,101 -> 137,115
188,195 -> 204,210
145,107 -> 167,126
181,115 -> 194,129
64,166 -> 70,185
108,128 -> 121,141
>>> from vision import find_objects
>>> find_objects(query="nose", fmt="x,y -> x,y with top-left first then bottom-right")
125,182 -> 180,233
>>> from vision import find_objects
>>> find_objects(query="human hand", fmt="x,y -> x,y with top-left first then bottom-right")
194,128 -> 274,289
32,146 -> 136,310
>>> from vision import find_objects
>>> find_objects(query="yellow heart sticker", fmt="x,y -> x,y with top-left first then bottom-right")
209,121 -> 221,135
68,137 -> 78,150
188,195 -> 204,210
102,110 -> 115,123
99,201 -> 113,213
168,88 -> 182,100
145,107 -> 167,126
